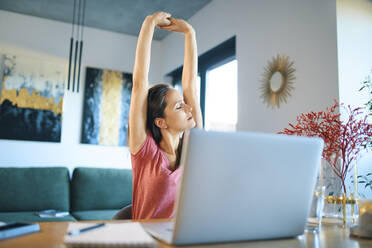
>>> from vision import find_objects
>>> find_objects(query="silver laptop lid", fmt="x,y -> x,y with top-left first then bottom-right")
172,129 -> 323,245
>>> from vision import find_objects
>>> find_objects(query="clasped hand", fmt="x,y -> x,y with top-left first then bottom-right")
148,12 -> 194,34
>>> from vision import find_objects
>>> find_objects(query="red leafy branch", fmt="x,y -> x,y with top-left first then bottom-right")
278,101 -> 372,194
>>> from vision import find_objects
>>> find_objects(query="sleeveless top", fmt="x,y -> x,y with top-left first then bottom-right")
131,132 -> 183,220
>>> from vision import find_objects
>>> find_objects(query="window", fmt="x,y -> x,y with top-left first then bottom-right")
168,37 -> 236,131
205,59 -> 237,131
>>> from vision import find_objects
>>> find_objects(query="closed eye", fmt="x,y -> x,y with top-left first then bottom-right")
175,100 -> 185,110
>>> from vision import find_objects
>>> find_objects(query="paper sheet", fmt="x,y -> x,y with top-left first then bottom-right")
64,222 -> 155,247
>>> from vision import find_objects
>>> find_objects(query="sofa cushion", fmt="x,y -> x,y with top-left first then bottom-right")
71,210 -> 120,221
0,167 -> 70,212
0,211 -> 76,222
71,167 -> 132,211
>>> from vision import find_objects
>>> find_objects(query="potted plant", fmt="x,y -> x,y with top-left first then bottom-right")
278,101 -> 371,225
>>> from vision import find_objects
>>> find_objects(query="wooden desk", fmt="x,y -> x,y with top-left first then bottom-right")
0,220 -> 371,248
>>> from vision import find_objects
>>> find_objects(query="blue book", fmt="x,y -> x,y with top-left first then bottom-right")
0,222 -> 40,240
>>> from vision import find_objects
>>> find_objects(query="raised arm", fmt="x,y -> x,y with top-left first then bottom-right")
129,12 -> 171,154
182,26 -> 203,128
159,18 -> 203,128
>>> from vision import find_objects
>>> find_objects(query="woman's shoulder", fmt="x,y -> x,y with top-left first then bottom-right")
131,131 -> 159,160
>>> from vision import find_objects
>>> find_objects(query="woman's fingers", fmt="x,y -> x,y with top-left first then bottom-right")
159,12 -> 171,26
158,24 -> 173,30
150,11 -> 171,26
158,18 -> 171,27
153,12 -> 171,27
158,17 -> 178,30
158,17 -> 193,33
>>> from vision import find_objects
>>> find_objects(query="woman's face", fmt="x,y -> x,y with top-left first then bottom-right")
162,88 -> 195,132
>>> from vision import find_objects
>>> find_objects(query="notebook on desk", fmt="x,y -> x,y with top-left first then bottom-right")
64,222 -> 155,247
143,129 -> 324,245
0,222 -> 40,240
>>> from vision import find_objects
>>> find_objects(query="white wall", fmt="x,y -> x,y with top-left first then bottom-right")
161,0 -> 339,134
337,0 -> 372,198
0,10 -> 163,171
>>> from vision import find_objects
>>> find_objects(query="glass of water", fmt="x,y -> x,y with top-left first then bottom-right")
315,186 -> 326,226
307,185 -> 326,232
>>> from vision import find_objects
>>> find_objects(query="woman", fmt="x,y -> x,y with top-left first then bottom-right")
129,12 -> 203,220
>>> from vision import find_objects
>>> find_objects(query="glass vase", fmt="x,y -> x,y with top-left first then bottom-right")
318,158 -> 358,227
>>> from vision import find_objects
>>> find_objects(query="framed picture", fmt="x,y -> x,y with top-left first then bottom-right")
0,53 -> 65,142
81,67 -> 132,146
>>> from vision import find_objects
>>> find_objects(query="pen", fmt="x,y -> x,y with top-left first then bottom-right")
68,223 -> 105,236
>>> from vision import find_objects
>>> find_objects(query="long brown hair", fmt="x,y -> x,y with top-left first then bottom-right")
147,84 -> 183,168
147,84 -> 170,144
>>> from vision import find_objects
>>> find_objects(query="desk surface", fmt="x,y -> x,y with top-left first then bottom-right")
0,220 -> 371,248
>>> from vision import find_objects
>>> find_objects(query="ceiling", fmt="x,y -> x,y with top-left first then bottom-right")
0,0 -> 212,40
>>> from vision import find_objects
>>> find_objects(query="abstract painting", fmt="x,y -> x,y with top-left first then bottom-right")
81,67 -> 132,146
0,53 -> 65,142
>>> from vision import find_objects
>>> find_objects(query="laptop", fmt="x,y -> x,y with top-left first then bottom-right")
142,129 -> 324,245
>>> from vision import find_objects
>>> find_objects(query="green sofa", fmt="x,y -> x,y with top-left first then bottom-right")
0,167 -> 132,222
